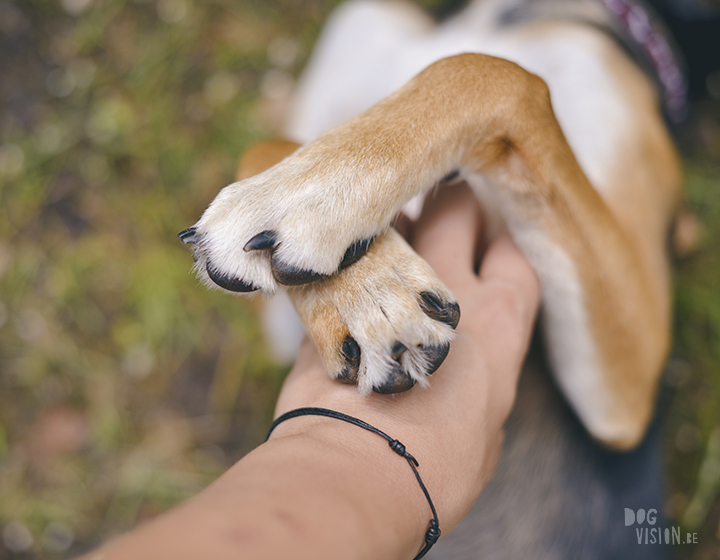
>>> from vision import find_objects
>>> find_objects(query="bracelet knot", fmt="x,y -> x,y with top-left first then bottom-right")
389,439 -> 406,456
266,407 -> 439,560
389,439 -> 420,466
425,519 -> 441,545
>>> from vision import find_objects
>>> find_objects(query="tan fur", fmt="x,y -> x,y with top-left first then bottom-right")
198,44 -> 678,448
236,139 -> 301,181
235,142 -> 458,394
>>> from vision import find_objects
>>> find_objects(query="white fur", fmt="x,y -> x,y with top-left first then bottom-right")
293,227 -> 458,392
192,0 -> 656,434
193,132 -> 460,292
287,1 -> 633,198
465,169 -> 618,442
279,0 -> 636,434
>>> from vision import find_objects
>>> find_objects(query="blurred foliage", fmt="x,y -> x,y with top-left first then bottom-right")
666,106 -> 720,558
0,0 -> 717,559
0,0 -> 342,556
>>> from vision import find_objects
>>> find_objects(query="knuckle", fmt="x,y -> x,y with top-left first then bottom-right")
483,280 -> 528,330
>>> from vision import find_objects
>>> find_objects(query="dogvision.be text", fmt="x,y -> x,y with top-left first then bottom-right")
624,508 -> 698,545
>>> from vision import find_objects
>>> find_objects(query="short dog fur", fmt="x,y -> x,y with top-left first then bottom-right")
181,0 -> 683,555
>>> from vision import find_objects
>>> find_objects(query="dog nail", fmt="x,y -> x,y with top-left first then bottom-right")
374,342 -> 414,393
206,263 -> 258,292
444,301 -> 461,329
340,237 -> 375,269
337,366 -> 359,384
271,257 -> 328,286
421,292 -> 444,314
390,341 -> 407,361
338,336 -> 361,384
178,227 -> 201,244
342,336 -> 361,360
420,292 -> 461,329
420,343 -> 450,375
244,230 -> 278,252
440,169 -> 460,183
373,364 -> 415,394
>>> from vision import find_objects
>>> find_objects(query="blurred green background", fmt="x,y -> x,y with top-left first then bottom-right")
0,0 -> 717,558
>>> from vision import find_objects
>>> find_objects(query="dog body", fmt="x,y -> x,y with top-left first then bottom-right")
280,0 -> 681,450
182,0 -> 682,554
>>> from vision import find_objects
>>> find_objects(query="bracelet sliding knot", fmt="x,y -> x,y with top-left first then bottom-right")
266,407 -> 440,560
389,439 -> 409,458
426,519 -> 441,545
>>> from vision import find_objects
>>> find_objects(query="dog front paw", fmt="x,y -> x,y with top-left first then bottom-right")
180,146 -> 402,294
290,228 -> 460,393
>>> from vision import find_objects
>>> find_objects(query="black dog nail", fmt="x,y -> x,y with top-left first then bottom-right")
373,364 -> 415,394
244,230 -> 278,252
342,336 -> 361,360
421,292 -> 443,314
420,292 -> 460,329
338,366 -> 359,384
271,257 -> 328,286
420,343 -> 450,375
374,344 -> 413,393
178,227 -> 201,244
339,237 -> 375,269
206,263 -> 258,292
390,341 -> 407,361
338,336 -> 361,384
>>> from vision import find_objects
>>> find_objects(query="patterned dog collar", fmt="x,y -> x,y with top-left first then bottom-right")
595,0 -> 688,121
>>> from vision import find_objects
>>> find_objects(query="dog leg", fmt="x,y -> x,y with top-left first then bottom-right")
288,227 -> 460,394
187,54 -> 671,447
231,139 -> 460,393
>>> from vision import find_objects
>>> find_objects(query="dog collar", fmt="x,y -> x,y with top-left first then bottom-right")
500,0 -> 689,122
594,0 -> 688,122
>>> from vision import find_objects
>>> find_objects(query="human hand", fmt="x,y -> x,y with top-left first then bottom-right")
78,185 -> 540,560
273,183 -> 540,534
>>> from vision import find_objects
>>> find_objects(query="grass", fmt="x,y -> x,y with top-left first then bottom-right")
666,140 -> 720,558
0,0 -> 717,558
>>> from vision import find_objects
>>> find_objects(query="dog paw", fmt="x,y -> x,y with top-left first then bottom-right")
289,228 -> 459,393
179,145 -> 409,294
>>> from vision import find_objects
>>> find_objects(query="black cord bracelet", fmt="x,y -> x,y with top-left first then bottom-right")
266,407 -> 441,560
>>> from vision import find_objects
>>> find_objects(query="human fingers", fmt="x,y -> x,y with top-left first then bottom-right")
479,232 -> 539,301
476,232 -> 539,348
411,184 -> 484,290
468,233 -> 539,411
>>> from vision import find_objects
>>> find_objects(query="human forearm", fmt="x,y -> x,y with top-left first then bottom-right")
79,185 -> 540,560
80,423 -> 428,560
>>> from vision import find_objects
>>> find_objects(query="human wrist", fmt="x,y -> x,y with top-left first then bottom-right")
266,412 -> 434,558
274,340 -> 490,533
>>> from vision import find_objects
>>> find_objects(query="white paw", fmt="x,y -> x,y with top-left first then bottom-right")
180,147 -> 399,294
290,228 -> 460,393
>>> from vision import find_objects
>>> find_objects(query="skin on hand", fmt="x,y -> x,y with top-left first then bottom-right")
76,184 -> 539,560
273,183 -> 540,533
